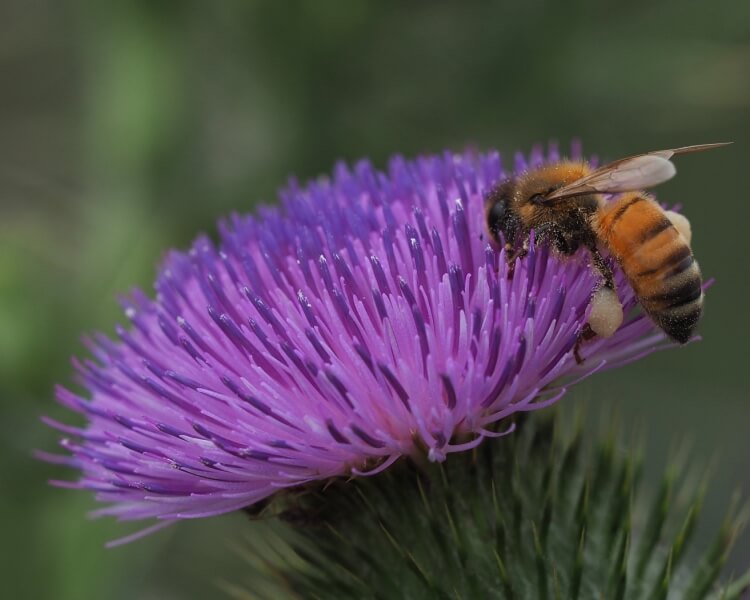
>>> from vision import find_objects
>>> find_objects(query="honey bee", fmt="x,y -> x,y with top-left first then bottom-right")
485,142 -> 730,361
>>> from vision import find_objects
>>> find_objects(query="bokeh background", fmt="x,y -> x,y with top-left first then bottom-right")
2,1 -> 748,598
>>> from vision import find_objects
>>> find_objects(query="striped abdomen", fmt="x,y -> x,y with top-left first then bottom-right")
595,193 -> 703,343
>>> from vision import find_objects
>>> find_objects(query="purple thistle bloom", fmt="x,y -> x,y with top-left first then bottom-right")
42,143 -> 672,534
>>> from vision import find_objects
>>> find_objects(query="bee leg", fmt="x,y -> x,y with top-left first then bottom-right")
589,247 -> 615,290
574,247 -> 616,364
580,245 -> 625,354
503,242 -> 514,277
505,239 -> 529,280
574,324 -> 597,364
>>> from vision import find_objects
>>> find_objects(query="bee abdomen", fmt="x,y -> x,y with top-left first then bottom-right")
598,195 -> 703,344
637,248 -> 703,344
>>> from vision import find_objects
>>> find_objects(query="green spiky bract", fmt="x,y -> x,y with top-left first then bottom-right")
227,414 -> 749,600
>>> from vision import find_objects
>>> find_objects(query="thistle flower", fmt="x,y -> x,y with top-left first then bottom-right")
42,143 -> 672,534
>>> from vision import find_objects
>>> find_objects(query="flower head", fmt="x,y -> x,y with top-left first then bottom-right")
43,143 -> 671,530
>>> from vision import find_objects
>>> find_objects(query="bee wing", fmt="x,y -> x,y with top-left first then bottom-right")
543,142 -> 731,202
649,142 -> 733,159
542,155 -> 676,201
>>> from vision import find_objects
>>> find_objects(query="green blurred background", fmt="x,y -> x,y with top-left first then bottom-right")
1,1 -> 748,598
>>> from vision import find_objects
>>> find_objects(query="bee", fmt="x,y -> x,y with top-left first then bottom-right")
485,142 -> 730,361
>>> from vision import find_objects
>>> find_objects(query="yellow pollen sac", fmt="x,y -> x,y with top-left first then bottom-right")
588,286 -> 623,338
664,210 -> 692,245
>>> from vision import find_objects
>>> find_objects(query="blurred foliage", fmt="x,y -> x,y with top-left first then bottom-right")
246,414 -> 749,599
0,1 -> 748,598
